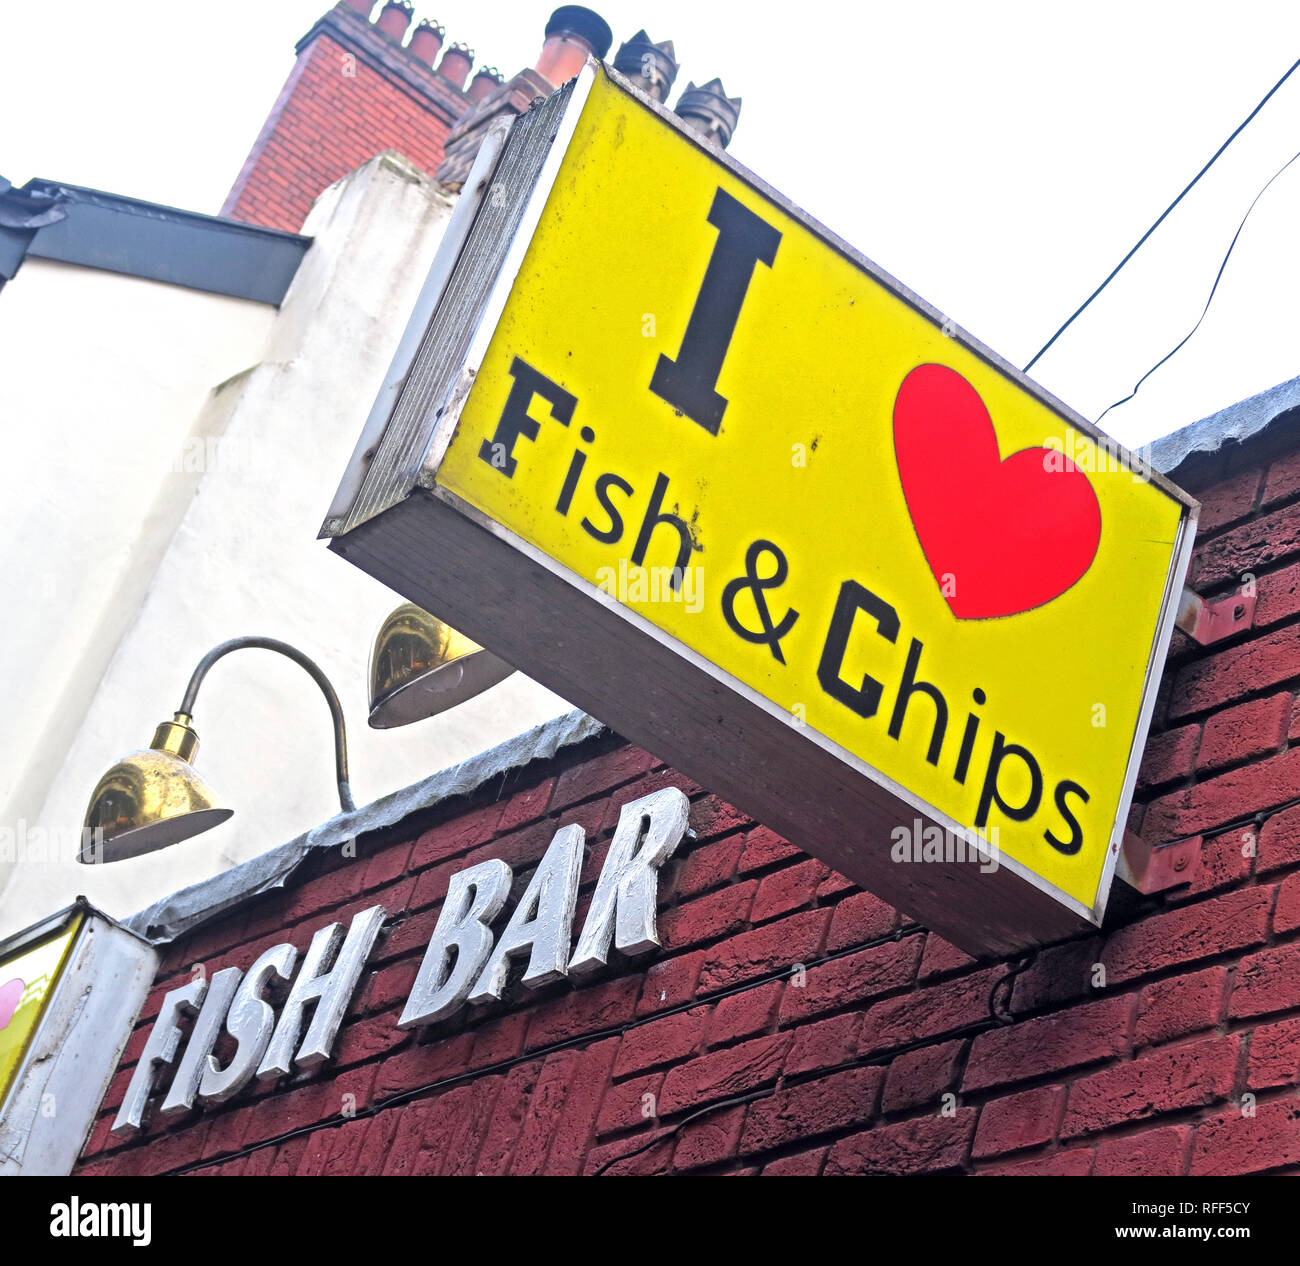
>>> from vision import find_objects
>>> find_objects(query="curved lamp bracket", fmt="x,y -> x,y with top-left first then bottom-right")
178,636 -> 355,813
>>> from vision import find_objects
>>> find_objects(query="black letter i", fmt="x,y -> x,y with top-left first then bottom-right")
556,426 -> 596,516
954,688 -> 986,785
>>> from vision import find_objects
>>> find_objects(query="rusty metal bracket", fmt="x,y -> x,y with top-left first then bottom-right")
1117,830 -> 1202,894
1176,585 -> 1255,645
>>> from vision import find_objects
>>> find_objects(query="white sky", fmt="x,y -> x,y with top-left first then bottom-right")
4,0 -> 1300,450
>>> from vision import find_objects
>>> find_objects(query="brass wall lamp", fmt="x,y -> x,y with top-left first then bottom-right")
81,609 -> 518,864
367,602 -> 514,729
81,637 -> 354,864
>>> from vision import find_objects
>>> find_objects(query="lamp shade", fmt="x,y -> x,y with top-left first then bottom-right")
80,717 -> 232,863
368,603 -> 515,729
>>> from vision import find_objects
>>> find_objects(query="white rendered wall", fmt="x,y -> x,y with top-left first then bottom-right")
0,153 -> 569,935
0,257 -> 276,909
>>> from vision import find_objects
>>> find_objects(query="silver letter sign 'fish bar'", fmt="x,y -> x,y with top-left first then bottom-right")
112,788 -> 688,1134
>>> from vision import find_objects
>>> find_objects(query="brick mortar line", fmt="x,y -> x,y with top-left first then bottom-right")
1143,789 -> 1300,849
1192,486 -> 1300,552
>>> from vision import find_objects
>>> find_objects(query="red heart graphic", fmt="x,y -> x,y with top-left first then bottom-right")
0,977 -> 25,1031
893,363 -> 1101,619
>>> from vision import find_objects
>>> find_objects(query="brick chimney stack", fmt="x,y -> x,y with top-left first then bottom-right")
221,3 -> 478,232
221,3 -> 745,230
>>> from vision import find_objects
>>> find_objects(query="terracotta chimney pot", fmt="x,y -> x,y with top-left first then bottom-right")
534,6 -> 613,87
467,67 -> 504,102
376,0 -> 413,41
437,41 -> 475,89
409,18 -> 445,65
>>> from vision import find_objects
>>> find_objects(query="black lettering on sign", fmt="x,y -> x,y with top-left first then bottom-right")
816,581 -> 900,718
580,472 -> 633,544
631,472 -> 694,586
975,732 -> 1043,830
721,539 -> 800,663
1044,780 -> 1089,855
479,356 -> 576,477
650,188 -> 782,435
887,639 -> 948,767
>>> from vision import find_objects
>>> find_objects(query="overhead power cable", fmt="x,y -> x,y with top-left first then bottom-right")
1022,55 -> 1300,375
1094,146 -> 1300,424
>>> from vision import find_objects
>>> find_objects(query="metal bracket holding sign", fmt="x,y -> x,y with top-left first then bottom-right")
1176,585 -> 1256,646
1117,830 -> 1202,895
323,59 -> 1199,955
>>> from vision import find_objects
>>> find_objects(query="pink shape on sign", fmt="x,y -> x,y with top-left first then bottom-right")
0,978 -> 25,1031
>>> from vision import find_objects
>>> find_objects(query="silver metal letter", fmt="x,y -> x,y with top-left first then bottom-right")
111,978 -> 206,1135
198,943 -> 297,1105
160,966 -> 242,1118
569,786 -> 689,974
398,859 -> 512,1028
468,823 -> 584,1004
257,904 -> 385,1079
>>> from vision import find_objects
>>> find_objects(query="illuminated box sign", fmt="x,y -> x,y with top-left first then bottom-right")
324,62 -> 1197,955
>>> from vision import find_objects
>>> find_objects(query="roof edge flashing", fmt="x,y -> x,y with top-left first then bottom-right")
14,178 -> 311,305
1152,373 -> 1300,480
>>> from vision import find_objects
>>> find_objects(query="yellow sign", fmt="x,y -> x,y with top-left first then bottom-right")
428,67 -> 1193,926
0,915 -> 81,1107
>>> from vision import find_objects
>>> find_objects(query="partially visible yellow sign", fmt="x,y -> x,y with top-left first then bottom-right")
436,68 -> 1191,923
0,916 -> 81,1107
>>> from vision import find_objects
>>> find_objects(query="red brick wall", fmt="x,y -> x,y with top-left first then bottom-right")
75,420 -> 1300,1177
223,21 -> 462,233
